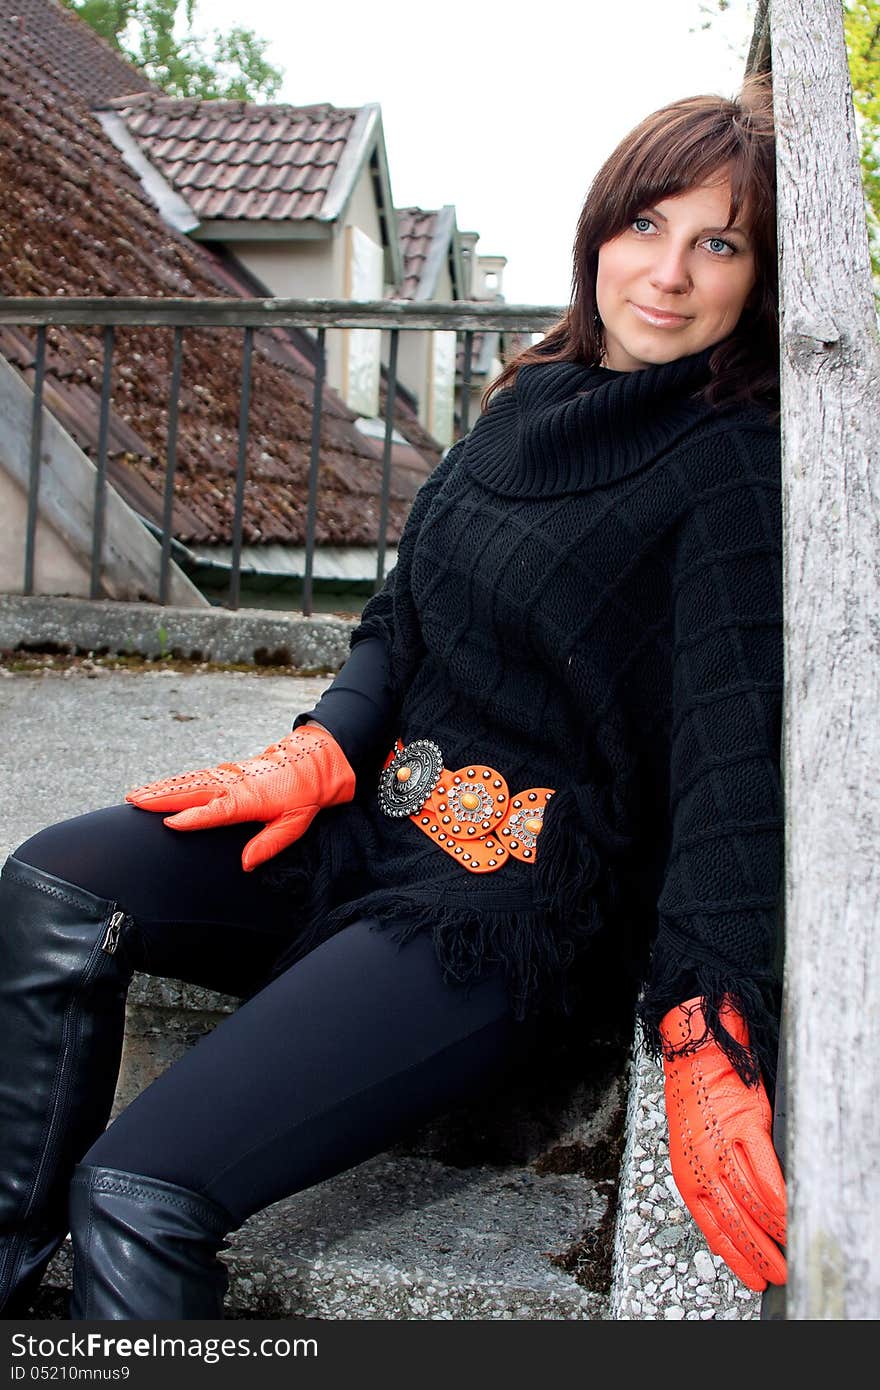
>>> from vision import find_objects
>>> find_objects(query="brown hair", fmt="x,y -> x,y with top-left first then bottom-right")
484,74 -> 778,415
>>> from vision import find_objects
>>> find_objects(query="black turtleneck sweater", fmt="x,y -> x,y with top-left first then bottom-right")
270,345 -> 784,1087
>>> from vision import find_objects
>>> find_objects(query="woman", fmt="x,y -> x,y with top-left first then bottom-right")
0,74 -> 787,1320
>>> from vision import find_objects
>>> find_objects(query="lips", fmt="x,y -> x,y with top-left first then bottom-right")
629,302 -> 692,327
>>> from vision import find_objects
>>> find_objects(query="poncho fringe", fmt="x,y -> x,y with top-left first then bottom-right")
637,954 -> 780,1092
262,782 -> 618,1024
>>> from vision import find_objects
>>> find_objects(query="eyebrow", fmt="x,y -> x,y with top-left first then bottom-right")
642,205 -> 751,239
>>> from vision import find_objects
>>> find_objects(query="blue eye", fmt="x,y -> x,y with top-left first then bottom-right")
631,218 -> 738,255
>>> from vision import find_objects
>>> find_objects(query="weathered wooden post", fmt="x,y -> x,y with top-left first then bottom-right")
769,0 -> 880,1318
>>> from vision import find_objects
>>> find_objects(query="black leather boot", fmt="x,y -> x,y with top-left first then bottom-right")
0,856 -> 136,1316
69,1165 -> 232,1319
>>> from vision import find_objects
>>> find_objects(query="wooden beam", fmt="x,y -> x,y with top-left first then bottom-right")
771,0 -> 880,1319
0,298 -> 563,333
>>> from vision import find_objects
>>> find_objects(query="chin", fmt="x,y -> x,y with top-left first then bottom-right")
637,341 -> 691,363
617,340 -> 695,369
606,318 -> 712,369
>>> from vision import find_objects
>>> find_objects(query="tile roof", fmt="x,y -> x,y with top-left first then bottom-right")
394,206 -> 530,407
395,207 -> 440,299
0,0 -> 440,552
2,0 -> 154,105
103,94 -> 360,222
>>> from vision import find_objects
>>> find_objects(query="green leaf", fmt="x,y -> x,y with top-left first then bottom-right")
60,0 -> 283,100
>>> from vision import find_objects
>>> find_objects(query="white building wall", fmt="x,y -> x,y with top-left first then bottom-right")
395,257 -> 456,447
233,239 -> 336,299
227,164 -> 386,415
335,167 -> 385,415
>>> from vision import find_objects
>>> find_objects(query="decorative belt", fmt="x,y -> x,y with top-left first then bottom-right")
378,738 -> 555,875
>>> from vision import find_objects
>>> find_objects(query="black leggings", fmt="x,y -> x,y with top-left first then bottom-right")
15,805 -> 539,1229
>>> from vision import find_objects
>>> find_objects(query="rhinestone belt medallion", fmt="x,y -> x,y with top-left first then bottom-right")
378,739 -> 555,875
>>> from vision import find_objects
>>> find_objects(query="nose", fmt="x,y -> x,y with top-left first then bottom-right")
648,241 -> 692,295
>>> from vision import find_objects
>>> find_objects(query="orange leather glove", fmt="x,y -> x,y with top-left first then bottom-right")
125,723 -> 356,872
660,996 -> 786,1292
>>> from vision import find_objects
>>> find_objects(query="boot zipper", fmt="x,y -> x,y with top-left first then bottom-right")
101,909 -> 131,955
24,904 -> 134,1222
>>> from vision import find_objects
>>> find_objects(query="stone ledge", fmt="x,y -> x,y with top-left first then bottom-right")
0,595 -> 355,671
609,1036 -> 760,1320
119,975 -> 757,1319
128,973 -> 239,1014
33,912 -> 756,1320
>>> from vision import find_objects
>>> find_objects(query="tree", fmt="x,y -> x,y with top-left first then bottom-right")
843,2 -> 880,281
61,0 -> 284,101
695,1 -> 880,292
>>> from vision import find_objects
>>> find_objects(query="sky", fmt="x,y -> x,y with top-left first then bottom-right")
194,0 -> 757,306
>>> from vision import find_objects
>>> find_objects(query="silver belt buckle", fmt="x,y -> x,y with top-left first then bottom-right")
378,739 -> 444,818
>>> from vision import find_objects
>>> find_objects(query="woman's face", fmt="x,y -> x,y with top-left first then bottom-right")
595,170 -> 757,371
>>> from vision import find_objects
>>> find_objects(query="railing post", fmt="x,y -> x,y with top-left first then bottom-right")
302,328 -> 326,618
228,326 -> 254,611
375,328 -> 399,591
89,325 -> 114,599
159,327 -> 184,606
23,326 -> 46,596
459,330 -> 474,435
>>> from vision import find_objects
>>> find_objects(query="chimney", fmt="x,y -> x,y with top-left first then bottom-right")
458,230 -> 480,297
473,253 -> 506,301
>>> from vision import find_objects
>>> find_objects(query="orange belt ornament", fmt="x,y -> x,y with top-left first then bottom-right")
379,739 -> 554,875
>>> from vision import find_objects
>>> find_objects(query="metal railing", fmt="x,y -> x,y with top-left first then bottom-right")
0,299 -> 562,615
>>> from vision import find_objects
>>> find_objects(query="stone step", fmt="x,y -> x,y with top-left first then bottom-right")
29,974 -> 757,1321
33,973 -> 629,1320
43,1153 -> 609,1319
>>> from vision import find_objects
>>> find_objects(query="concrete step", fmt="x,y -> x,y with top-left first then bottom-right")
27,973 -> 758,1321
32,975 -> 629,1320
43,1153 -> 609,1319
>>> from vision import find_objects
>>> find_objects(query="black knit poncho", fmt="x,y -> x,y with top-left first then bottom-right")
265,344 -> 784,1088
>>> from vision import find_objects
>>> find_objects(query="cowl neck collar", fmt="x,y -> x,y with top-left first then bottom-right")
460,344 -> 721,497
